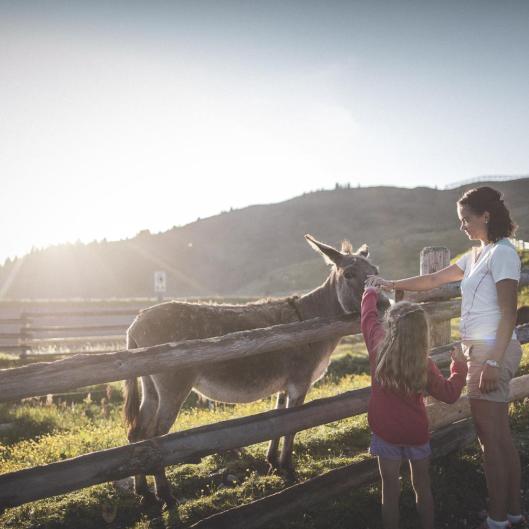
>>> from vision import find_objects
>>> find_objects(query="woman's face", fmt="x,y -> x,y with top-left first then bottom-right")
457,203 -> 489,242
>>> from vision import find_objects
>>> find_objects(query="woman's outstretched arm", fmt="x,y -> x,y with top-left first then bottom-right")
366,263 -> 464,292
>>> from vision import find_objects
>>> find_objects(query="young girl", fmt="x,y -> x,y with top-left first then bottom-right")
361,286 -> 468,529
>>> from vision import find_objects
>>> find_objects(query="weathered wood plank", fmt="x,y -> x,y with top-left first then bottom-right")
405,282 -> 461,302
421,299 -> 461,322
0,302 -> 461,403
0,314 -> 359,402
0,386 -> 369,510
189,419 -> 477,529
0,304 -> 525,405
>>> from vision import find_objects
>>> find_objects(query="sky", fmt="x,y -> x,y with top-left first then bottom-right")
1,0 -> 529,264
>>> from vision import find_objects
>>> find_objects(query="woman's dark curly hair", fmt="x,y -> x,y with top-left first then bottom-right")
458,186 -> 517,243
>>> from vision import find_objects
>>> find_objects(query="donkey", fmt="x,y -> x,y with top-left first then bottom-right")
123,234 -> 387,507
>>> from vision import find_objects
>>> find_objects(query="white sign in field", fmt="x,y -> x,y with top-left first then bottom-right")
154,271 -> 167,293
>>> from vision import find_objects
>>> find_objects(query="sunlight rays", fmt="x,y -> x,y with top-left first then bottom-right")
126,241 -> 214,297
0,258 -> 24,300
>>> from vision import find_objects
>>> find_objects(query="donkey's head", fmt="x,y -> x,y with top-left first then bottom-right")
305,234 -> 386,313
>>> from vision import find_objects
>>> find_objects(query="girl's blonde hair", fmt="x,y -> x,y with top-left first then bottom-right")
375,301 -> 430,395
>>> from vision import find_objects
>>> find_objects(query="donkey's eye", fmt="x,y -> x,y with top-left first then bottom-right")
344,270 -> 355,280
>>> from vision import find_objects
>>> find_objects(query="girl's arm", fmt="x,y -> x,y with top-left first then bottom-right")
366,263 -> 464,292
479,279 -> 518,393
426,358 -> 468,404
360,287 -> 385,362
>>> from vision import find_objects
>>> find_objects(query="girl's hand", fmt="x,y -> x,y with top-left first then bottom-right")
479,364 -> 500,393
450,343 -> 466,363
365,275 -> 394,291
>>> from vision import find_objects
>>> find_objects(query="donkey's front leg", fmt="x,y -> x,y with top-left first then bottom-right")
266,391 -> 287,474
278,384 -> 309,483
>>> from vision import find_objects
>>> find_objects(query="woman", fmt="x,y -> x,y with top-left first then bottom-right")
366,186 -> 524,529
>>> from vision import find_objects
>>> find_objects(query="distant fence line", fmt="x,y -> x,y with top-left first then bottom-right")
0,298 -> 257,357
444,175 -> 528,189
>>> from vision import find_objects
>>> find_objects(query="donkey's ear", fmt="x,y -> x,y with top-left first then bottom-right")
355,243 -> 369,258
305,234 -> 343,266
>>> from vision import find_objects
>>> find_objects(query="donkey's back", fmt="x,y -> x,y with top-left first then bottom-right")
128,298 -> 298,346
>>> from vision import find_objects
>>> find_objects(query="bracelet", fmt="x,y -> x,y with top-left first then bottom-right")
484,359 -> 500,368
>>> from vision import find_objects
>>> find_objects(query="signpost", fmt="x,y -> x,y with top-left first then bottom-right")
154,271 -> 167,301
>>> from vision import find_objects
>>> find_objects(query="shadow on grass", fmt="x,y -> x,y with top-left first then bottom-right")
0,404 -> 58,445
319,353 -> 370,384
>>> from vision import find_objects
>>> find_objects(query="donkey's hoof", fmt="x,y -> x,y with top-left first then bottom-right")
280,467 -> 298,485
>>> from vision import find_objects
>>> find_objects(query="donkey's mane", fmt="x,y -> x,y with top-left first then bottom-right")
340,240 -> 354,254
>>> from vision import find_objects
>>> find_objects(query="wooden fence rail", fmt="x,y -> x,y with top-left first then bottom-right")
0,299 -> 470,403
0,314 -> 357,402
1,369 -> 528,511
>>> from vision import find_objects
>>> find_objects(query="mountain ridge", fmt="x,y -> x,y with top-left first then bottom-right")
1,179 -> 527,299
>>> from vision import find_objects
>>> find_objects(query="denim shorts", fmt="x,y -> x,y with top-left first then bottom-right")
369,433 -> 432,461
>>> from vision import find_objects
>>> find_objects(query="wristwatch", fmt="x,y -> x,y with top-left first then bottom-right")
484,359 -> 500,368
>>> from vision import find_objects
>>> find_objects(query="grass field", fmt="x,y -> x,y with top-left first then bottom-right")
0,279 -> 528,529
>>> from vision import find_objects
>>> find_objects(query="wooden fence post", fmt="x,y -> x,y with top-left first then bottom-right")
420,247 -> 451,346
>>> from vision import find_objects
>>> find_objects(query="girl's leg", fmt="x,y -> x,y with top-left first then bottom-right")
409,457 -> 434,529
378,457 -> 402,529
470,399 -> 521,521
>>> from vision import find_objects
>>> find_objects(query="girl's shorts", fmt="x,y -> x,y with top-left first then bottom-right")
369,433 -> 431,461
462,340 -> 522,403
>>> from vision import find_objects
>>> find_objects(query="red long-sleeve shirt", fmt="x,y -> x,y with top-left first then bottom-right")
361,288 -> 468,445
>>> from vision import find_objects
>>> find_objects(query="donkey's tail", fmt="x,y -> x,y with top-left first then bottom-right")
123,335 -> 140,440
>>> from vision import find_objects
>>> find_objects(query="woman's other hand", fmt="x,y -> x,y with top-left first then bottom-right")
365,275 -> 394,291
479,364 -> 500,393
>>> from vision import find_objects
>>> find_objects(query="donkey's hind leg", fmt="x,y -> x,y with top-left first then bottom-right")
130,376 -> 159,506
278,382 -> 310,483
150,372 -> 194,508
266,391 -> 287,474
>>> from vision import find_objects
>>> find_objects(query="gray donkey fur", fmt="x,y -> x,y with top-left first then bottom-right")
123,234 -> 385,507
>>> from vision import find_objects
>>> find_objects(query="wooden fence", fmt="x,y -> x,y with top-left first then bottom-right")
0,306 -> 139,357
0,298 -> 258,357
0,247 -> 528,527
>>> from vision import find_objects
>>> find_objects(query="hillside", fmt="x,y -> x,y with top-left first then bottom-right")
1,178 -> 528,299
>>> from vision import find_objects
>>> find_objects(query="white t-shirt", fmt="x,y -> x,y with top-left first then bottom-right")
456,238 -> 521,340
